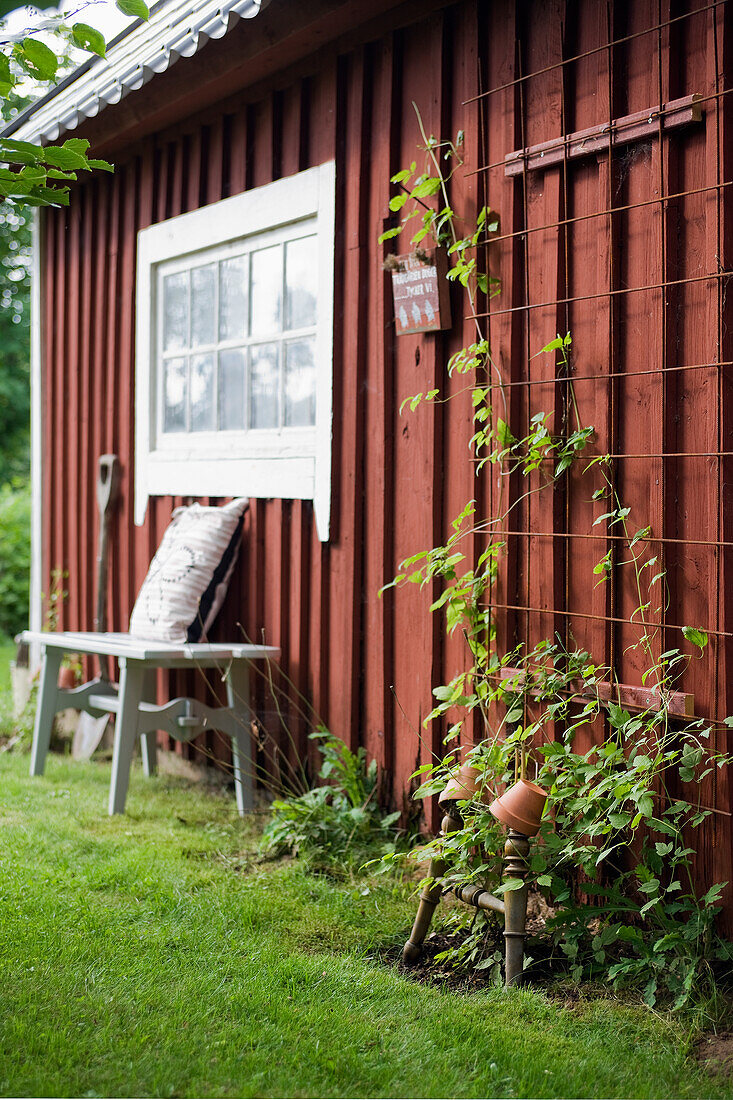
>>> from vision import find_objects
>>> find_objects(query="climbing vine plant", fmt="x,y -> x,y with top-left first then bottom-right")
380,113 -> 733,1011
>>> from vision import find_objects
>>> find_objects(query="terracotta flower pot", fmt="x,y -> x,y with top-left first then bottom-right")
439,762 -> 489,805
489,778 -> 547,836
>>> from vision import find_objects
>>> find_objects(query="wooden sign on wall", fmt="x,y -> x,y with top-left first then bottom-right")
389,248 -> 451,336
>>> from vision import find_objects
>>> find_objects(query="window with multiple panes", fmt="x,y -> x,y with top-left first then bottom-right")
135,162 -> 335,541
158,230 -> 318,436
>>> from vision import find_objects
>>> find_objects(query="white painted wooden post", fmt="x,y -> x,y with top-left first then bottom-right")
29,647 -> 62,776
108,659 -> 146,815
226,661 -> 254,815
29,211 -> 45,672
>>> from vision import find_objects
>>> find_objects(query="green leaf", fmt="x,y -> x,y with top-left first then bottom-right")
637,793 -> 654,818
388,193 -> 407,212
538,335 -> 564,355
498,878 -> 525,894
390,161 -> 415,184
411,177 -> 441,198
0,53 -> 15,93
607,702 -> 631,729
15,38 -> 59,81
629,525 -> 651,548
42,144 -> 90,170
116,0 -> 150,18
682,626 -> 708,649
71,23 -> 107,58
495,418 -> 516,449
0,138 -> 43,166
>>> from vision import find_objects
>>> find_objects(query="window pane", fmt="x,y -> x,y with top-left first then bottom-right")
190,353 -> 216,432
285,236 -> 317,330
219,255 -> 248,342
284,338 -> 316,427
250,245 -> 282,336
163,357 -> 187,432
162,272 -> 188,352
218,348 -> 246,430
191,264 -> 216,347
249,343 -> 279,429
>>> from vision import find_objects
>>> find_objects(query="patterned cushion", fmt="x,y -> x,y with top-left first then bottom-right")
128,498 -> 248,644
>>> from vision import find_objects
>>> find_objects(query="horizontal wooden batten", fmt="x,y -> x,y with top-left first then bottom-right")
504,95 -> 703,176
498,668 -> 695,720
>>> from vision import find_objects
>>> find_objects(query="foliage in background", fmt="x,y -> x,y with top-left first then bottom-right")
0,0 -> 149,207
0,93 -> 32,634
379,116 -> 733,1013
0,479 -> 29,636
261,730 -> 402,873
0,0 -> 151,637
0,185 -> 30,485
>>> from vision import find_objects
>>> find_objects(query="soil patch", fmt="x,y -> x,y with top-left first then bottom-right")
695,1032 -> 733,1079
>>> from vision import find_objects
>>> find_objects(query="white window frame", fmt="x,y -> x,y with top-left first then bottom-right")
135,160 -> 335,541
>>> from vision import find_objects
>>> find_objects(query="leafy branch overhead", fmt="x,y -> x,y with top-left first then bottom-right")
0,0 -> 150,207
0,133 -> 112,205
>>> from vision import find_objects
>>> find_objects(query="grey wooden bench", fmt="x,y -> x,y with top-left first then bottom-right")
22,630 -> 279,816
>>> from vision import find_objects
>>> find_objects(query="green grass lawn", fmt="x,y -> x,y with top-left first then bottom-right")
0,750 -> 729,1099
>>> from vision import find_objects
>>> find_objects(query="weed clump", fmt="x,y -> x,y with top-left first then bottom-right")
260,731 -> 403,873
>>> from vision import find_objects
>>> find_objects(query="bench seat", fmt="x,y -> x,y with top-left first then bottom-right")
22,630 -> 280,816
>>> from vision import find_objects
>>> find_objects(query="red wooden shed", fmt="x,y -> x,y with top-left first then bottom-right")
7,0 -> 733,928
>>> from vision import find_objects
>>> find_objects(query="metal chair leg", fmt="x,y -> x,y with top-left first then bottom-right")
503,829 -> 530,986
403,807 -> 462,964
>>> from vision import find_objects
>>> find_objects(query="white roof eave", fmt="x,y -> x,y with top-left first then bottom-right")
4,0 -> 268,145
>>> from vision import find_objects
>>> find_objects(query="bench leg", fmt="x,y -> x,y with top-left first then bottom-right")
109,660 -> 145,815
140,670 -> 158,778
226,661 -> 253,815
30,648 -> 63,777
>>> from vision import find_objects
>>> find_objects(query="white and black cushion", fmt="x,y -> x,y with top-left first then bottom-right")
128,498 -> 248,644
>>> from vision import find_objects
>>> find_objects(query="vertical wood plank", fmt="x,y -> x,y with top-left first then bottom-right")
363,35 -> 398,782
325,48 -> 368,753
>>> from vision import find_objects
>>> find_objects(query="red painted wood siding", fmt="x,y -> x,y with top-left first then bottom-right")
41,0 -> 733,928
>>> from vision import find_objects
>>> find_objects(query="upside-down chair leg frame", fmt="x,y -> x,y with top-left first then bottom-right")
402,807 -> 530,986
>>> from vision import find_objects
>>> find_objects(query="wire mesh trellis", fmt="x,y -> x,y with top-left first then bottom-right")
470,0 -> 733,800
